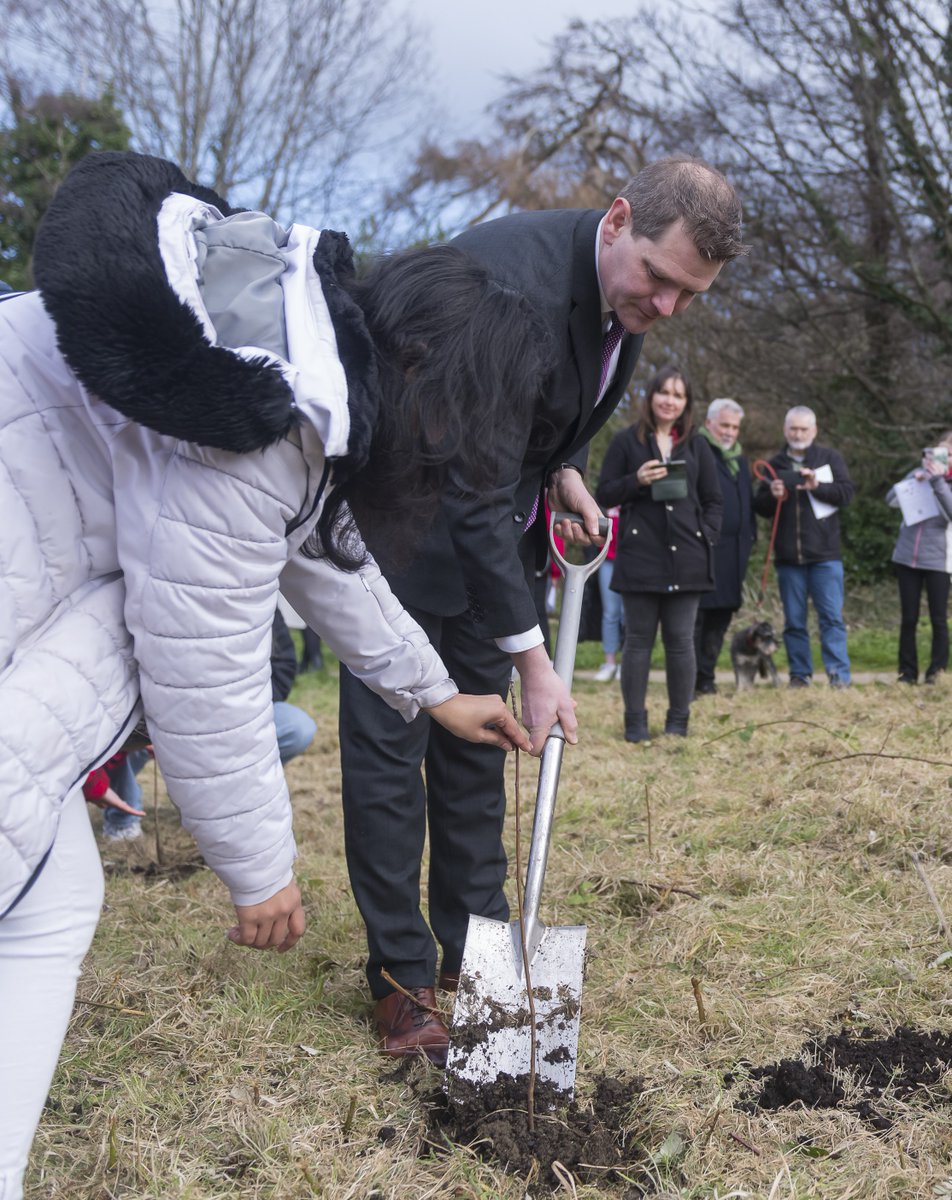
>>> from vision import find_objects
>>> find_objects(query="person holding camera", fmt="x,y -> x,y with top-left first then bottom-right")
595,365 -> 722,741
886,434 -> 952,684
753,406 -> 855,688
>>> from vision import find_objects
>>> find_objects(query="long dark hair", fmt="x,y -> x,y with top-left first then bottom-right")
312,244 -> 555,570
634,364 -> 694,445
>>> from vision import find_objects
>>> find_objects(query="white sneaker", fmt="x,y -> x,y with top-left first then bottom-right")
594,662 -> 618,682
103,823 -> 143,842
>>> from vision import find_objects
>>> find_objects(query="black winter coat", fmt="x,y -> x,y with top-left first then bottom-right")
699,447 -> 755,611
595,428 -> 723,595
752,443 -> 853,565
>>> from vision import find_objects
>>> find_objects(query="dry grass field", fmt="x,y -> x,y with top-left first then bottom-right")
28,661 -> 952,1199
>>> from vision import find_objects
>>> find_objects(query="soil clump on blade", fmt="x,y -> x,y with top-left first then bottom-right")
729,1025 -> 952,1130
420,1071 -> 648,1193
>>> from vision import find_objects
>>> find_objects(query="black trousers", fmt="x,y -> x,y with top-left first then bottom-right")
896,563 -> 950,680
620,591 -> 701,716
694,607 -> 735,690
339,605 -> 513,999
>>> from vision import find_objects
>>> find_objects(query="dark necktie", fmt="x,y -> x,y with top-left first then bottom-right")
599,314 -> 624,394
524,315 -> 625,532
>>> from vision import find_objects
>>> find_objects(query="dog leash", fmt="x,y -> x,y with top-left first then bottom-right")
752,459 -> 787,605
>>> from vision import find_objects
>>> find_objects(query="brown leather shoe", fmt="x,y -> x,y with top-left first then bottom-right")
374,987 -> 448,1066
437,969 -> 460,992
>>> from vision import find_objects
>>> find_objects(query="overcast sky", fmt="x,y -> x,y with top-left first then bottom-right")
410,0 -> 645,136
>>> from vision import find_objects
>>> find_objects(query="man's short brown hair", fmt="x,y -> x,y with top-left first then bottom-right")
619,156 -> 748,263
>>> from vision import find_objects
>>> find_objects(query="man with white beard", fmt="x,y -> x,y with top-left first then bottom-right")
753,406 -> 855,687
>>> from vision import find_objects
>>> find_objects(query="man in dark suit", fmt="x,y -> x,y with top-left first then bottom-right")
339,157 -> 747,1064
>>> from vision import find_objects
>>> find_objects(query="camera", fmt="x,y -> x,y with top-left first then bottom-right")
924,446 -> 950,467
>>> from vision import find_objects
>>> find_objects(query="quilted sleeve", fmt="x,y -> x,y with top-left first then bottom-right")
117,434 -> 307,907
279,547 -> 457,720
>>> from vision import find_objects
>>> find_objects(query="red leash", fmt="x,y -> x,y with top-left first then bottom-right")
752,459 -> 787,604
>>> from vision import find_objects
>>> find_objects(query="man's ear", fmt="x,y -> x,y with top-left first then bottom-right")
602,197 -> 631,243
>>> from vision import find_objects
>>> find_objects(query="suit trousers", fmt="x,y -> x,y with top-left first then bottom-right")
339,605 -> 513,1000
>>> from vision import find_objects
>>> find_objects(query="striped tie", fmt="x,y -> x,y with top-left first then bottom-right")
524,316 -> 624,531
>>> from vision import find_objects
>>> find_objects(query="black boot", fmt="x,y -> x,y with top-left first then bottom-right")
624,710 -> 650,743
663,708 -> 689,737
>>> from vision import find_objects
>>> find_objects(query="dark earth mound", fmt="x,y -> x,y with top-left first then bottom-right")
420,1071 -> 647,1193
728,1025 -> 952,1130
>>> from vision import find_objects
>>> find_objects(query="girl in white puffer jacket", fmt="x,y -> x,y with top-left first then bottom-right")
0,151 -> 551,1197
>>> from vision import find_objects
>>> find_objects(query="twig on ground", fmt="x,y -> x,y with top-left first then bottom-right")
73,996 -> 147,1016
796,751 -> 952,780
644,881 -> 701,900
908,849 -> 952,947
645,782 -> 653,857
379,968 -> 441,1015
729,1131 -> 761,1155
691,975 -> 710,1040
702,718 -> 846,747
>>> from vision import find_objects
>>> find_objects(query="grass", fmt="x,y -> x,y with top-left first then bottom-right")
29,643 -> 952,1198
574,572 -> 932,675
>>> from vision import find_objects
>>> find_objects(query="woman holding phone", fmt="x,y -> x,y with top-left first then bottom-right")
595,366 -> 722,741
887,434 -> 952,684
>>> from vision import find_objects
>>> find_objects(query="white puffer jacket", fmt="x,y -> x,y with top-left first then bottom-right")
0,153 -> 455,917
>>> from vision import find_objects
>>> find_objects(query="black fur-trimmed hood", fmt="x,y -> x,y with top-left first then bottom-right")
32,151 -> 377,465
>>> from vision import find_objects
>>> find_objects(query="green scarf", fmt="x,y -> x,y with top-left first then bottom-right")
700,424 -> 743,477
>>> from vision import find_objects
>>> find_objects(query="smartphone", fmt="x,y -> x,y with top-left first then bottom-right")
925,447 -> 949,468
777,467 -> 803,489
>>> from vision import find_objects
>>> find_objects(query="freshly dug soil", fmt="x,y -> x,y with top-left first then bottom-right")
420,1071 -> 647,1192
729,1025 -> 952,1129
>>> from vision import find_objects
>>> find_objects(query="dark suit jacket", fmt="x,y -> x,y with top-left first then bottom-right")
380,208 -> 644,638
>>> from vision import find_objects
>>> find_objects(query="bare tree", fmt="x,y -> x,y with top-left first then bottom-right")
391,1 -> 951,438
2,0 -> 426,223
380,18 -> 676,241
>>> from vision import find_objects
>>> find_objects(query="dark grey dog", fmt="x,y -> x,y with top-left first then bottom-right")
730,621 -> 780,689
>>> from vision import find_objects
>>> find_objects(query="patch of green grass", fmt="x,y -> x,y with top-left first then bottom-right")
571,571 -> 940,674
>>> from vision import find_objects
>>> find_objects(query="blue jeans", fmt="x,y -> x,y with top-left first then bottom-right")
273,701 -> 317,763
775,560 -> 851,682
101,748 -> 151,836
598,558 -> 624,656
103,705 -> 316,835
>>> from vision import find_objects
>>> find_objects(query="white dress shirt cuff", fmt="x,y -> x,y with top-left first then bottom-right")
495,626 -> 545,654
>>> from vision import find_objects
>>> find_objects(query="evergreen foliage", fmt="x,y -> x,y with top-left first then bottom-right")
0,84 -> 130,290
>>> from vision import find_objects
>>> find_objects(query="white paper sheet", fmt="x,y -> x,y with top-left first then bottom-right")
892,475 -> 941,526
806,462 -> 837,520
